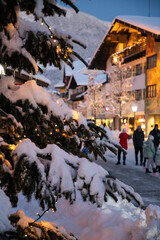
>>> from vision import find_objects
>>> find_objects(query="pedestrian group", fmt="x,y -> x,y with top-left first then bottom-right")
116,124 -> 160,174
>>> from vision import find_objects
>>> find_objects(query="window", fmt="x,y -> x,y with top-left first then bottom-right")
136,64 -> 142,76
146,85 -> 156,98
135,89 -> 142,101
147,55 -> 157,69
143,89 -> 146,99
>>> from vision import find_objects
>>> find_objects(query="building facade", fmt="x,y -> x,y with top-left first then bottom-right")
89,16 -> 160,135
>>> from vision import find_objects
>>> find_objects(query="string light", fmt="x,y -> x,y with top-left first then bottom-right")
67,48 -> 72,53
40,21 -> 44,26
9,144 -> 16,150
50,35 -> 54,39
48,26 -> 51,30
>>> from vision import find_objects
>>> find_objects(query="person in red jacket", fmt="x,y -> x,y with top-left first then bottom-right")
116,128 -> 130,165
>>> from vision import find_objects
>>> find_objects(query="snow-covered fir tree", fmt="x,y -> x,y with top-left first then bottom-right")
0,1 -> 144,239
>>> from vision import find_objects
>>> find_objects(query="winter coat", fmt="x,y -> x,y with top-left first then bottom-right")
119,132 -> 129,150
155,148 -> 160,166
82,146 -> 88,156
133,129 -> 144,148
149,128 -> 160,147
143,139 -> 155,159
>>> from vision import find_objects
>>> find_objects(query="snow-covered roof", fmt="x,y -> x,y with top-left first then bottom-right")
116,16 -> 160,36
89,16 -> 160,70
54,81 -> 65,88
65,60 -> 106,86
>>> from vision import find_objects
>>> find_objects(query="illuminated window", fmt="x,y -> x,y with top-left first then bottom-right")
146,84 -> 156,98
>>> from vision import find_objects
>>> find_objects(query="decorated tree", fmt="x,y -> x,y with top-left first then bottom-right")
106,61 -> 134,118
0,1 -> 144,239
78,70 -> 106,120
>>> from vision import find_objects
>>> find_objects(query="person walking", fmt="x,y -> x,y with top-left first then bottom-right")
149,124 -> 160,161
116,128 -> 129,165
143,134 -> 156,173
133,125 -> 144,165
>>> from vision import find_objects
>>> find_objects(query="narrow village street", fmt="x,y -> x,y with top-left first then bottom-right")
96,139 -> 160,208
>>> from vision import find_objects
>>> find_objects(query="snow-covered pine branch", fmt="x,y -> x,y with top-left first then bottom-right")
0,0 -> 87,74
10,139 -> 143,209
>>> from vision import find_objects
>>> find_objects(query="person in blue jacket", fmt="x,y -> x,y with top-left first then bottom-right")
82,143 -> 88,156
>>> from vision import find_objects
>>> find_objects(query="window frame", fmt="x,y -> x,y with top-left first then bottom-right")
147,54 -> 157,69
146,84 -> 156,98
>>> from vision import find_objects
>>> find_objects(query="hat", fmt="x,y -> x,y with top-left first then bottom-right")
137,125 -> 141,130
122,128 -> 126,133
148,134 -> 154,140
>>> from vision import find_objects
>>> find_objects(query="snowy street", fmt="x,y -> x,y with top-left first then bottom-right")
96,138 -> 160,208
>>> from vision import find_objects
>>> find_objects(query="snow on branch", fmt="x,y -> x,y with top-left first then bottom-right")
12,139 -> 144,208
0,1 -> 87,74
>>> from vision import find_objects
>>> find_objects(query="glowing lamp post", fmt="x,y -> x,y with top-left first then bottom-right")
132,104 -> 137,131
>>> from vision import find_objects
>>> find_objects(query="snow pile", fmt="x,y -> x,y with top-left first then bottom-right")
0,190 -> 12,232
15,193 -> 160,240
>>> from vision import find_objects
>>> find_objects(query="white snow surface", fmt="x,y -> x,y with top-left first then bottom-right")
116,16 -> 160,35
0,190 -> 12,232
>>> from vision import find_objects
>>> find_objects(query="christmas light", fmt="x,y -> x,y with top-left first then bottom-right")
48,26 -> 51,30
40,21 -> 44,26
9,144 -> 16,150
50,35 -> 54,39
50,131 -> 53,135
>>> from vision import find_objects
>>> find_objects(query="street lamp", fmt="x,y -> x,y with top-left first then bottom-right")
132,104 -> 138,131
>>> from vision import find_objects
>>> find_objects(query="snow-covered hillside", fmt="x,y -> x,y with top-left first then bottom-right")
20,8 -> 111,90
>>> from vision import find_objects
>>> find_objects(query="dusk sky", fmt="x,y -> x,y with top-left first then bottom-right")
59,0 -> 160,22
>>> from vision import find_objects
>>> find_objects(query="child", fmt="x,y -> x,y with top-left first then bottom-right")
155,147 -> 160,175
143,134 -> 156,173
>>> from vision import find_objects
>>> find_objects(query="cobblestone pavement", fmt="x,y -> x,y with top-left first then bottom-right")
95,142 -> 160,208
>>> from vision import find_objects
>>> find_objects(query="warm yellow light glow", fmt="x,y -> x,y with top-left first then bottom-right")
67,48 -> 72,53
50,131 -> 53,135
138,118 -> 145,123
50,35 -> 53,39
73,111 -> 80,121
40,21 -> 44,26
35,128 -> 37,131
48,26 -> 51,30
9,144 -> 16,150
112,55 -> 119,64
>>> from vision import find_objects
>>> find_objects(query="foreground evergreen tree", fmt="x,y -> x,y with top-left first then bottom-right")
0,1 -> 144,239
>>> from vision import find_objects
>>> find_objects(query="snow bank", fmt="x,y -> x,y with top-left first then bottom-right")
14,193 -> 160,240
